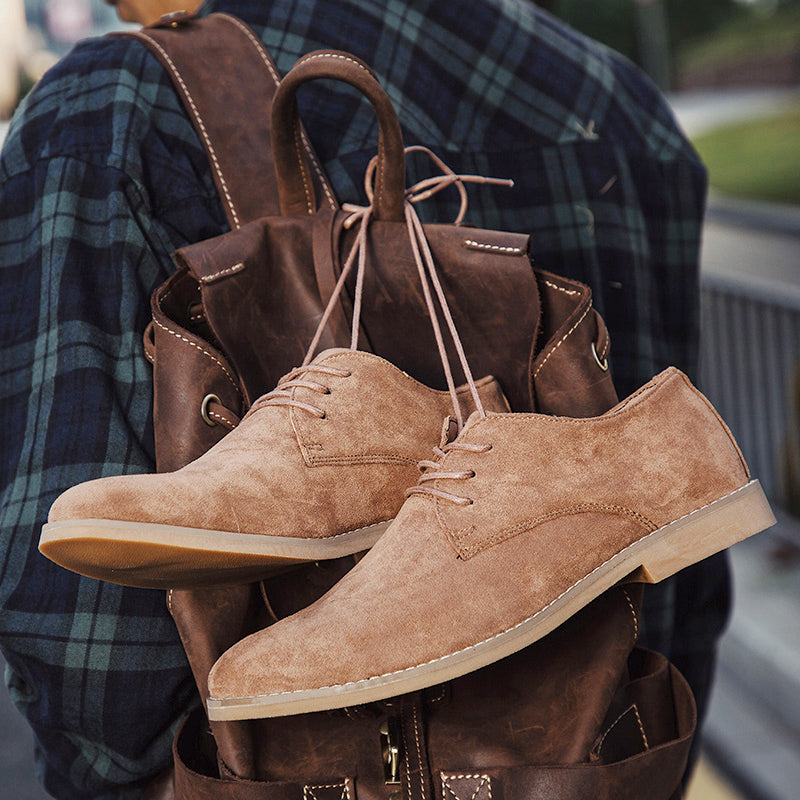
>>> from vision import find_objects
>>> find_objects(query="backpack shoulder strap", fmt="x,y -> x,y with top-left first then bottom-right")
114,12 -> 337,229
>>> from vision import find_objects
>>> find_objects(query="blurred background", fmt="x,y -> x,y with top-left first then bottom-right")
1,1 -> 799,798
0,0 -> 130,122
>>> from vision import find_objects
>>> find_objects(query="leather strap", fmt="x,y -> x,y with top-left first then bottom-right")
115,12 -> 336,229
399,694 -> 434,800
271,50 -> 406,221
171,651 -> 694,800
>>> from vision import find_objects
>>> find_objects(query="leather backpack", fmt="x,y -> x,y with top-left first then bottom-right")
127,13 -> 696,800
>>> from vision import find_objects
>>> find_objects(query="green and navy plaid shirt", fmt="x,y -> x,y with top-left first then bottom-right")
0,0 -> 709,796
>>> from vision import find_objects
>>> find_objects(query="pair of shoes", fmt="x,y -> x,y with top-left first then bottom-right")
39,159 -> 775,722
43,358 -> 776,720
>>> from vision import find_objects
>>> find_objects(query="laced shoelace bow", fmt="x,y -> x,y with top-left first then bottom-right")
250,145 -> 514,427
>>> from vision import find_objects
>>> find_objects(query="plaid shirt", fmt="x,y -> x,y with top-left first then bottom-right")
0,0 -> 708,796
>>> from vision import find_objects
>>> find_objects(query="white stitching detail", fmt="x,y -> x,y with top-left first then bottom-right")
441,774 -> 492,800
633,704 -> 649,749
622,587 -> 639,641
293,52 -> 369,214
300,52 -> 369,73
208,409 -> 237,428
426,684 -> 448,704
311,519 -> 393,540
596,704 -> 648,757
542,279 -> 580,296
152,317 -> 242,396
464,239 -> 523,255
221,16 -> 341,211
138,33 -> 240,228
221,15 -> 281,83
222,14 -> 336,212
532,301 -> 591,378
412,703 -> 427,800
198,262 -> 245,284
303,782 -> 349,800
596,708 -> 628,755
294,118 -> 315,214
212,483 -> 753,700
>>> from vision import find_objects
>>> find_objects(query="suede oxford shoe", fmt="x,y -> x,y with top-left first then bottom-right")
206,367 -> 775,720
40,348 -> 508,589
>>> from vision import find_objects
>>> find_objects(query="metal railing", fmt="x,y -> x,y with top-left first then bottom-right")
699,270 -> 800,517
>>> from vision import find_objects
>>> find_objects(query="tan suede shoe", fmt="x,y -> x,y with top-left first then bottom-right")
40,348 -> 508,589
205,367 -> 775,720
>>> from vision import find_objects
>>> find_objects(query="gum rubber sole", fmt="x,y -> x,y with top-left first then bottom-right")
38,518 -> 392,589
206,479 -> 775,720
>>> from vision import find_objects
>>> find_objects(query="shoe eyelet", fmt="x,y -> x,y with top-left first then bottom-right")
468,470 -> 476,478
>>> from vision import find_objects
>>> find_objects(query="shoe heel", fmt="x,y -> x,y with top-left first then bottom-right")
637,480 -> 775,584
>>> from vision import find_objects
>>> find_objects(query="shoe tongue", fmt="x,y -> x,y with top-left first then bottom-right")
439,416 -> 459,448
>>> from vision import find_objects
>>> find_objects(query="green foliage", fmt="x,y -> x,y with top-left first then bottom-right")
692,104 -> 800,204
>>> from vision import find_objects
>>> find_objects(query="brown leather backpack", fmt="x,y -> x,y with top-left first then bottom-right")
129,13 -> 695,800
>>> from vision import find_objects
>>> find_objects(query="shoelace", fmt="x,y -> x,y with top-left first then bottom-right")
406,441 -> 493,506
251,146 -> 513,425
247,364 -> 353,418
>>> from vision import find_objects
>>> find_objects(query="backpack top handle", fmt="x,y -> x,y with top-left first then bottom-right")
271,50 -> 406,222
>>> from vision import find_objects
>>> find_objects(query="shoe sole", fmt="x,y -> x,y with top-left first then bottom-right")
206,479 -> 775,720
38,518 -> 392,589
